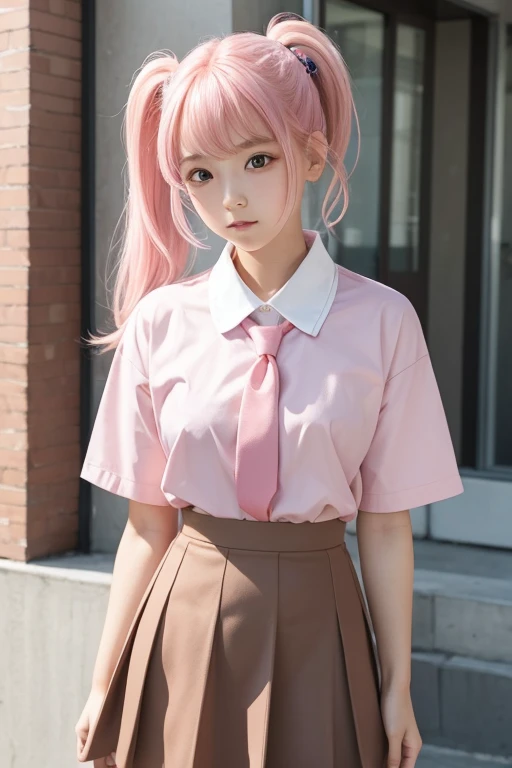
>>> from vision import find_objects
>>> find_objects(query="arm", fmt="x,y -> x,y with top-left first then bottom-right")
356,508 -> 413,690
356,508 -> 422,767
90,500 -> 180,694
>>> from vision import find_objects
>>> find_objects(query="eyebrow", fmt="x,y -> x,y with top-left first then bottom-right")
179,137 -> 276,167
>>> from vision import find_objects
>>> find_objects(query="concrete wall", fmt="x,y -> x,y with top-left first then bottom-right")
0,556 -> 112,768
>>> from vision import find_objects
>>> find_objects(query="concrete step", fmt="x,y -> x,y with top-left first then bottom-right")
412,651 -> 512,757
344,534 -> 512,757
412,567 -> 512,664
346,534 -> 512,664
418,745 -> 512,767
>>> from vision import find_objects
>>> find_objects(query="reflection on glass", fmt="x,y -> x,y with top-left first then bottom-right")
494,27 -> 512,467
302,0 -> 384,278
389,25 -> 425,273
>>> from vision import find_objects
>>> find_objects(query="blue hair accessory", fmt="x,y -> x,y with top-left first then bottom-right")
287,45 -> 318,76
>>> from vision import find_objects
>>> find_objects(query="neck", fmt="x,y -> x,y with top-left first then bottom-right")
231,220 -> 310,303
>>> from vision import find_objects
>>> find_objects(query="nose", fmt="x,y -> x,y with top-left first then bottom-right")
223,189 -> 247,210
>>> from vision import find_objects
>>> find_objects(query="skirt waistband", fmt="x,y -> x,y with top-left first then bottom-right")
181,506 -> 347,552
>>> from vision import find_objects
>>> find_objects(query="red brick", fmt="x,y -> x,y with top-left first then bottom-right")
30,264 -> 80,285
30,108 -> 80,134
32,29 -> 81,59
0,324 -> 27,342
0,209 -> 29,228
0,127 -> 29,149
28,247 -> 80,267
2,392 -> 28,412
31,10 -> 81,41
28,323 -> 75,343
0,448 -> 27,469
0,269 -> 29,288
65,1 -> 81,22
0,430 -> 26,451
30,424 -> 79,450
30,209 -> 80,230
0,287 -> 28,304
6,230 -> 29,248
0,9 -> 30,34
0,503 -> 26,525
0,411 -> 26,430
0,188 -> 30,207
0,305 -> 28,325
30,126 -> 81,153
30,442 -> 80,467
0,0 -> 29,7
32,70 -> 81,99
27,530 -> 76,560
1,27 -> 30,52
0,166 -> 29,185
0,147 -> 29,167
29,52 -> 50,75
0,50 -> 30,73
0,487 -> 26,506
0,107 -> 30,130
0,69 -> 29,92
30,146 -> 80,172
0,88 -> 30,107
49,55 -> 80,80
0,344 -> 28,364
30,166 -> 81,191
0,467 -> 27,486
0,383 -> 26,410
30,186 -> 80,210
29,228 -> 79,249
0,543 -> 27,561
50,0 -> 66,14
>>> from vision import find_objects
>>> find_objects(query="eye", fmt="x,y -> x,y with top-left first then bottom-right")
246,153 -> 274,170
187,168 -> 212,184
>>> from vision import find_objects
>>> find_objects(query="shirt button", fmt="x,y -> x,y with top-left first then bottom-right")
259,305 -> 272,312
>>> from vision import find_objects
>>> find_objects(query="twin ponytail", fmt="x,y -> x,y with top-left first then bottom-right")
266,12 -> 359,228
87,52 -> 190,352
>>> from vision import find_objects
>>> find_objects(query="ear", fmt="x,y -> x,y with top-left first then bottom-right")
305,130 -> 328,182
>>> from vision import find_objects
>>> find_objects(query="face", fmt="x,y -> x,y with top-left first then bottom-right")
179,122 -> 324,251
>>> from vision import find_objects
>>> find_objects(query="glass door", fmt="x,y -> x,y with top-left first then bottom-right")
305,1 -> 434,329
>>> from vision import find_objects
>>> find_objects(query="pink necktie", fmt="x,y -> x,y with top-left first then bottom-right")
235,316 -> 294,521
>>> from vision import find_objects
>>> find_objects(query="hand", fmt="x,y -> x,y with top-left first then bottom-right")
380,685 -> 423,768
75,688 -> 117,766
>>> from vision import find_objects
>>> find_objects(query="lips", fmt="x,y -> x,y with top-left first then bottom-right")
228,221 -> 257,228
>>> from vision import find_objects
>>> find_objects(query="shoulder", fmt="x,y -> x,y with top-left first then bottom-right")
120,267 -> 213,372
130,267 -> 212,330
334,264 -> 427,377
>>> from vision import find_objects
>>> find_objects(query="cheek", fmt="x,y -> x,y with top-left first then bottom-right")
257,166 -> 288,209
187,187 -> 217,220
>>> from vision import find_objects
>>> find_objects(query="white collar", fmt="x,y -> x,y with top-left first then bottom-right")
208,229 -> 338,337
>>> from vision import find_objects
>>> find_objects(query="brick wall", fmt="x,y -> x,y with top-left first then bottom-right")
0,0 -> 82,561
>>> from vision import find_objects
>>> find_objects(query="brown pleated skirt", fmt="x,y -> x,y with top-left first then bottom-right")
78,507 -> 388,768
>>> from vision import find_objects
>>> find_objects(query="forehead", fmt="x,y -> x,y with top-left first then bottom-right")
179,116 -> 275,164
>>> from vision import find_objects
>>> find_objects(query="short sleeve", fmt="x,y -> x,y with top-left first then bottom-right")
80,304 -> 169,506
358,299 -> 464,513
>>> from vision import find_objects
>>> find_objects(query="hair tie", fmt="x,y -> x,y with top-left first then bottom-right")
286,45 -> 318,76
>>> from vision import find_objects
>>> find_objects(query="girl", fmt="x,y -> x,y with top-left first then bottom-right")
75,12 -> 463,768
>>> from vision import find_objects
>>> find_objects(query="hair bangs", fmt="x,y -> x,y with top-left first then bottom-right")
175,69 -> 285,173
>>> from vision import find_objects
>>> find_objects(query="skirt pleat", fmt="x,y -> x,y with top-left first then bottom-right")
78,508 -> 388,768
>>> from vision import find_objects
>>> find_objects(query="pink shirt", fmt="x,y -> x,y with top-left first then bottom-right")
80,229 -> 464,523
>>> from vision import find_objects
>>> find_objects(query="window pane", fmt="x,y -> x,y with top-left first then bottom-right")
302,0 -> 384,278
494,26 -> 512,467
389,25 -> 425,274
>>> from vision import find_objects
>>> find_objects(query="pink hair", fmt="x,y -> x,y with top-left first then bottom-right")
86,12 -> 359,351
